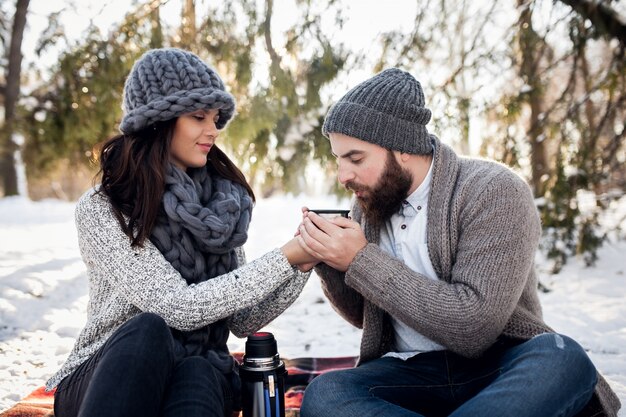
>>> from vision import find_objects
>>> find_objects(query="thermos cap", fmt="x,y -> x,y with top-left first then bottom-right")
245,332 -> 278,358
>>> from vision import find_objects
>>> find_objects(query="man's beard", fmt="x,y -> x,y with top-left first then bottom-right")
346,151 -> 413,225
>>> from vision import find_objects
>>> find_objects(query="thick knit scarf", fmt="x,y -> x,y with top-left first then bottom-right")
150,164 -> 253,373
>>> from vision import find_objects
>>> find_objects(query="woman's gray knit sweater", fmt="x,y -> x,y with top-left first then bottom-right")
316,137 -> 620,416
46,188 -> 309,390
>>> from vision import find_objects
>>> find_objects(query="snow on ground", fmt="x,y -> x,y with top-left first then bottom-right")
0,194 -> 624,414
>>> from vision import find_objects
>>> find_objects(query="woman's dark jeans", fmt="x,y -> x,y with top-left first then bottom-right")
54,312 -> 233,417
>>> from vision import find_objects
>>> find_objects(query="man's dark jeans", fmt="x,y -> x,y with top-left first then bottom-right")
54,312 -> 232,417
301,333 -> 597,417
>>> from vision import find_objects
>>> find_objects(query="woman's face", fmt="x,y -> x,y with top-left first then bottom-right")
170,108 -> 221,170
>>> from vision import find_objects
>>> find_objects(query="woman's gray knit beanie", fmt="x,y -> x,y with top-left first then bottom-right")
322,68 -> 433,155
120,48 -> 235,134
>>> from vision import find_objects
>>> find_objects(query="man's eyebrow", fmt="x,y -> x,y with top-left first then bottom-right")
334,150 -> 365,159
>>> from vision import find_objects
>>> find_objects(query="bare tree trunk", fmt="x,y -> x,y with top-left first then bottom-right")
180,0 -> 196,48
455,0 -> 470,155
518,0 -> 549,197
149,1 -> 163,49
263,0 -> 281,68
1,0 -> 29,197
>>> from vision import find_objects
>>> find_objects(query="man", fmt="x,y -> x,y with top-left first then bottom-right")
296,68 -> 620,417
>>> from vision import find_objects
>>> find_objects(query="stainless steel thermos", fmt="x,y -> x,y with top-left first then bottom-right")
240,332 -> 286,417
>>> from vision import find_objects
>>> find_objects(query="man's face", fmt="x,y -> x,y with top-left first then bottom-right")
329,133 -> 413,223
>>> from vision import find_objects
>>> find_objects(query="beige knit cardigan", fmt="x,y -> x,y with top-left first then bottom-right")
316,137 -> 620,417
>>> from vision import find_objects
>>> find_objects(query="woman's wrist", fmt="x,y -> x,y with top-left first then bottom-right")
280,238 -> 313,266
280,238 -> 299,265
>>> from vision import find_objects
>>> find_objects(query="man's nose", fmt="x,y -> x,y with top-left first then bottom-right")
337,164 -> 354,185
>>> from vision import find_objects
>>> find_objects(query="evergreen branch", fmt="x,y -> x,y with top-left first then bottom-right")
557,0 -> 626,48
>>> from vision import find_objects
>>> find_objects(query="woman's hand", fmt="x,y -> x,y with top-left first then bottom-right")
296,261 -> 318,272
280,237 -> 319,267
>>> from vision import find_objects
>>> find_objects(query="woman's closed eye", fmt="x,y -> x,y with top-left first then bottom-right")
191,113 -> 219,125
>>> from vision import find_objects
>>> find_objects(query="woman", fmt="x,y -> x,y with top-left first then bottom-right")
46,48 -> 315,417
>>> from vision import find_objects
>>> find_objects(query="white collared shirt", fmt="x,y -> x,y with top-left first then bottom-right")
379,160 -> 445,360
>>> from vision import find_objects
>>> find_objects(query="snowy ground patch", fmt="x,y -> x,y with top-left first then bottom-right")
1,195 -> 624,414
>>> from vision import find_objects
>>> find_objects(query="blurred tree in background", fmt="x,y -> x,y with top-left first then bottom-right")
5,0 -> 347,198
0,0 -> 624,272
372,0 -> 625,272
0,0 -> 29,197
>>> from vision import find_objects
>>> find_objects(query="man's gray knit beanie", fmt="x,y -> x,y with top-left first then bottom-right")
322,68 -> 433,155
120,48 -> 235,134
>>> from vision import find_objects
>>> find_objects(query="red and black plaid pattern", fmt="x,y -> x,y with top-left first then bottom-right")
0,355 -> 358,417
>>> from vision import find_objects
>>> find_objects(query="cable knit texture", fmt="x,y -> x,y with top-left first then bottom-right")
150,164 -> 253,375
152,165 -> 252,283
322,68 -> 433,155
315,136 -> 620,416
46,188 -> 309,390
120,48 -> 235,134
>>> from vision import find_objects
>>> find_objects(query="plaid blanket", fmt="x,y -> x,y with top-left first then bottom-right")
0,355 -> 358,417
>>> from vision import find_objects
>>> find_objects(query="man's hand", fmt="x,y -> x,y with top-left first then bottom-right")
297,211 -> 367,272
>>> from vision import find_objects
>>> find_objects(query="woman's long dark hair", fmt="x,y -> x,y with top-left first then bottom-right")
96,119 -> 255,247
